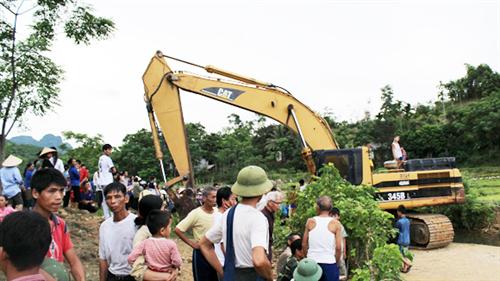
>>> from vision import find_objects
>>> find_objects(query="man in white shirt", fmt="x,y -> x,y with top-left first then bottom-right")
200,165 -> 273,281
98,144 -> 116,219
99,182 -> 136,281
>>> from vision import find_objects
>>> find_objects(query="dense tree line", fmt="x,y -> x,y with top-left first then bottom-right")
115,64 -> 498,182
332,64 -> 500,167
8,64 -> 497,182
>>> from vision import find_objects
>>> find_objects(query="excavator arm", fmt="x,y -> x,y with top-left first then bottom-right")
142,51 -> 337,186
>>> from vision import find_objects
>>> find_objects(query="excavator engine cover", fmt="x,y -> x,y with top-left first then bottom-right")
404,157 -> 456,172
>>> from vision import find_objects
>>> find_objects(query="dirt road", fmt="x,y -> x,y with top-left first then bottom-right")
404,243 -> 500,281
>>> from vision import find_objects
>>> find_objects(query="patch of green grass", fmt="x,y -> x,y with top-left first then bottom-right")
96,208 -> 103,217
465,171 -> 500,203
461,166 -> 500,178
476,187 -> 500,195
477,194 -> 500,204
468,178 -> 500,189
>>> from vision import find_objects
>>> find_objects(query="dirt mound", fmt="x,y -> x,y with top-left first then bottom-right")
60,209 -> 195,280
58,208 -> 101,280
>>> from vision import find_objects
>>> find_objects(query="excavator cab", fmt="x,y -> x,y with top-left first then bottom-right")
314,148 -> 365,185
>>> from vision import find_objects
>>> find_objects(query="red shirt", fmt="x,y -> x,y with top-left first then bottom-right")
46,214 -> 73,263
79,167 -> 89,182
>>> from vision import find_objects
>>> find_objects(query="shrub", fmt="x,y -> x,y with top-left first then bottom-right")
420,179 -> 495,230
279,164 -> 402,280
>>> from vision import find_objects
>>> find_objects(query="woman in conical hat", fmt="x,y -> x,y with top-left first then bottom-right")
0,155 -> 24,210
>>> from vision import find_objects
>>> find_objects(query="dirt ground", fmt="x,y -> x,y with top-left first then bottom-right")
67,206 -> 500,281
2,209 -> 499,281
404,243 -> 500,281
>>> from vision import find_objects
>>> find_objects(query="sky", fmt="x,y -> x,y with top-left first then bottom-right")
9,0 -> 500,146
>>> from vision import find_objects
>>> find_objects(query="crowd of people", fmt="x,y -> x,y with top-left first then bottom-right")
0,142 -> 412,281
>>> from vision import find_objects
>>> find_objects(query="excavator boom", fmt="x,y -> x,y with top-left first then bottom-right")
142,51 -> 465,249
143,51 -> 337,185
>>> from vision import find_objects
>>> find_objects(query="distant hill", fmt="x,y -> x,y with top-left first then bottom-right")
9,134 -> 71,149
4,142 -> 42,165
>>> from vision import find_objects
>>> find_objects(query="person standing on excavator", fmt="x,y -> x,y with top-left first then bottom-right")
392,136 -> 404,168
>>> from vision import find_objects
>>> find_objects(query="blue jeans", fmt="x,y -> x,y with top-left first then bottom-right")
318,263 -> 339,281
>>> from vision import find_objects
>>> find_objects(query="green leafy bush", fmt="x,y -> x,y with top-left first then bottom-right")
279,164 -> 402,280
351,244 -> 402,281
421,179 -> 495,230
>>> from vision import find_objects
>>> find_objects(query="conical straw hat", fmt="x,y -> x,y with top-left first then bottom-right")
2,155 -> 22,167
39,147 -> 57,157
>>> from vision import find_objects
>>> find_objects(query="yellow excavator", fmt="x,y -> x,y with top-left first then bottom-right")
142,51 -> 465,249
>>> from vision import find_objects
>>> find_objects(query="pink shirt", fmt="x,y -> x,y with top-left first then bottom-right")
0,206 -> 15,222
128,237 -> 182,272
11,273 -> 46,281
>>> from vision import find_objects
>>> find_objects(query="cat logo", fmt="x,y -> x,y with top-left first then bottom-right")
201,87 -> 244,101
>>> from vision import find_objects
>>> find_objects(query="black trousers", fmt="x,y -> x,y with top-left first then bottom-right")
192,249 -> 218,281
106,270 -> 134,281
72,185 -> 81,202
96,190 -> 104,208
78,202 -> 98,213
7,192 -> 23,209
63,188 -> 71,207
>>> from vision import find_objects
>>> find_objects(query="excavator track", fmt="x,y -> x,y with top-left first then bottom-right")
407,214 -> 454,249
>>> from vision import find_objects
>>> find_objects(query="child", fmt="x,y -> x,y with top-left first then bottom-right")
0,211 -> 52,281
0,195 -> 15,222
128,210 -> 181,274
277,239 -> 305,281
396,205 -> 412,273
31,168 -> 85,281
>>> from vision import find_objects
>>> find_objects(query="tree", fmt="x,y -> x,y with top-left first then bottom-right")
113,129 -> 171,180
0,0 -> 114,160
252,124 -> 303,170
62,131 -> 104,174
440,64 -> 500,103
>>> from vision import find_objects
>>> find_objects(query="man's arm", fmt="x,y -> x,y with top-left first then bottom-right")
174,227 -> 199,249
343,237 -> 347,259
334,222 -> 342,264
99,259 -> 108,281
175,211 -> 198,249
144,269 -> 178,281
65,248 -> 85,281
199,236 -> 223,277
302,218 -> 312,256
252,246 -> 273,281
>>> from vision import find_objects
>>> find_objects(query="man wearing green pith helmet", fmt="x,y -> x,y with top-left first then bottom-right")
200,165 -> 273,281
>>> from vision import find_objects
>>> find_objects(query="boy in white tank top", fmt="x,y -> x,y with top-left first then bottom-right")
302,196 -> 342,281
